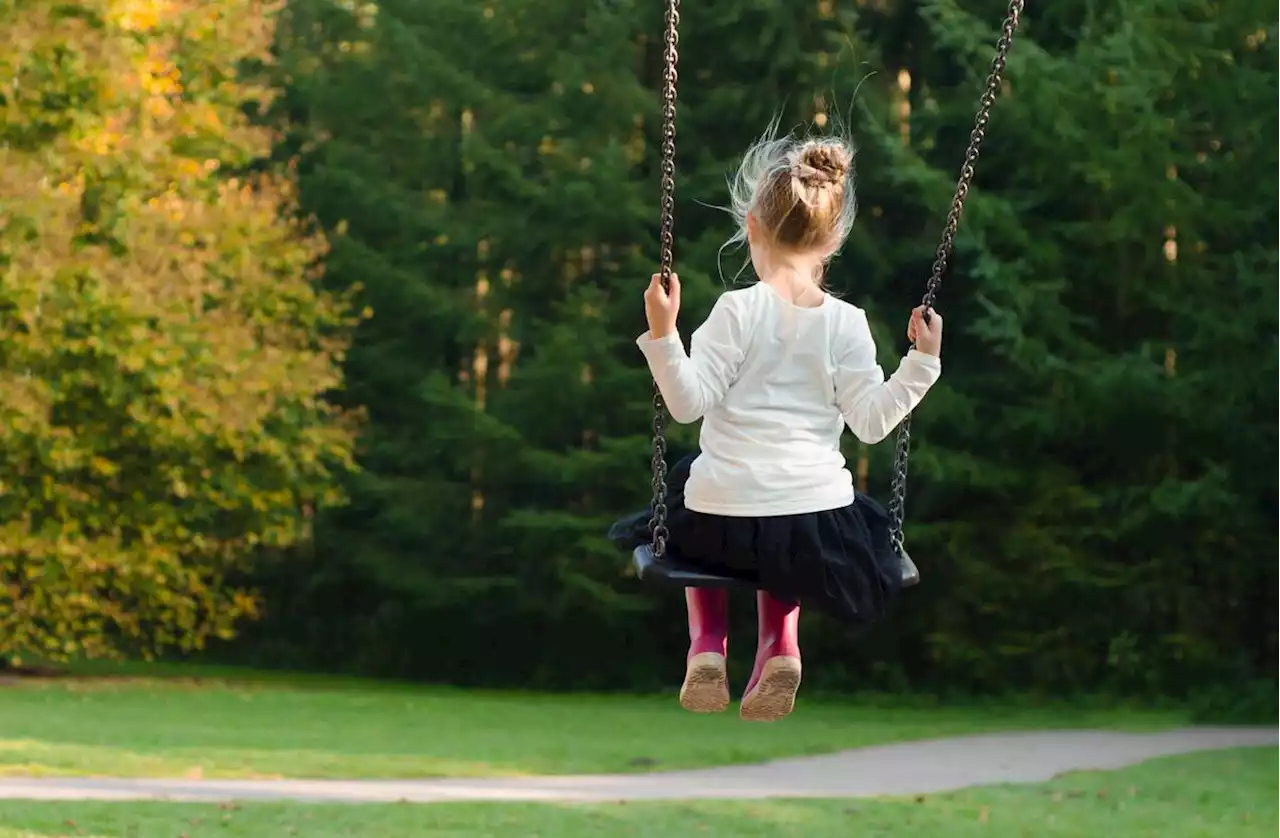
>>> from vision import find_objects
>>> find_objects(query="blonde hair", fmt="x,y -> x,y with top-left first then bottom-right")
724,119 -> 857,265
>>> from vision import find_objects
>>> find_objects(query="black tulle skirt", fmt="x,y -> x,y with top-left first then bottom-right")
609,453 -> 903,630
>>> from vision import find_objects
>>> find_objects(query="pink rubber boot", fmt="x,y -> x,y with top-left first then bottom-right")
740,591 -> 801,722
679,587 -> 729,713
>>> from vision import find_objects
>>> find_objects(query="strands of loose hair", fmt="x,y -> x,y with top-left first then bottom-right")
714,114 -> 859,286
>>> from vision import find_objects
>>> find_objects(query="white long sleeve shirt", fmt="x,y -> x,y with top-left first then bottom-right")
637,282 -> 941,517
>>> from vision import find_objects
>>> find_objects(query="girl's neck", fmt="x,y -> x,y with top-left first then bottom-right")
754,257 -> 826,308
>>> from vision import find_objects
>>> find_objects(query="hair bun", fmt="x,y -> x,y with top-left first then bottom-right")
793,143 -> 850,189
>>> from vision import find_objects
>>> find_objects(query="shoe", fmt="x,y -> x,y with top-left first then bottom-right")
740,591 -> 801,722
679,587 -> 729,713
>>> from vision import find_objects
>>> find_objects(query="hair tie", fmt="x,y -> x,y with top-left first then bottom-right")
792,163 -> 842,188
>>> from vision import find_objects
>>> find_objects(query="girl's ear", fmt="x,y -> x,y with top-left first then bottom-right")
746,212 -> 759,243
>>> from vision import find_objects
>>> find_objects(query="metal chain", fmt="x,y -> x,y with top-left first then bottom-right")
886,0 -> 1024,558
648,0 -> 681,558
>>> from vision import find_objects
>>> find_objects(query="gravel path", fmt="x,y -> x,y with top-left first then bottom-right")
0,727 -> 1272,804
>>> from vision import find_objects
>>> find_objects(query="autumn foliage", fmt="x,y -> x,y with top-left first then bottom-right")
0,0 -> 358,663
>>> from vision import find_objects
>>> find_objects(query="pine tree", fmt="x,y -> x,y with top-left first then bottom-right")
233,0 -> 1276,697
841,0 -> 1278,692
244,0 -> 660,682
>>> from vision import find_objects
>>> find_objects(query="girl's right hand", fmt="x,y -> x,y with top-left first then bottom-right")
907,306 -> 943,357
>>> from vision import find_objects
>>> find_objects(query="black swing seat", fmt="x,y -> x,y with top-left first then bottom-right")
631,544 -> 757,589
632,545 -> 921,589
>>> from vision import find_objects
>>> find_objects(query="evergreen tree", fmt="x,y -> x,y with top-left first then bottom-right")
229,0 -> 1276,699
841,0 -> 1277,692
241,0 -> 659,682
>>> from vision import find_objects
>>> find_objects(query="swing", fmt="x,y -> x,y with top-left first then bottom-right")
634,0 -> 1025,590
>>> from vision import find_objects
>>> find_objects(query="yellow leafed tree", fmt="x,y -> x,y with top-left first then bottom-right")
0,0 -> 359,664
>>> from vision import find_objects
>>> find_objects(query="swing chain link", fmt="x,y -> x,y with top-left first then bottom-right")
886,0 -> 1023,558
649,0 -> 681,558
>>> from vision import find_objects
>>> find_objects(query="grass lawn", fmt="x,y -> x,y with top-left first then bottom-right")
0,748 -> 1273,837
0,664 -> 1188,780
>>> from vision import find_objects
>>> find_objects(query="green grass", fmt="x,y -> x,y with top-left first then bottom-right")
0,748 -> 1273,837
0,664 -> 1187,780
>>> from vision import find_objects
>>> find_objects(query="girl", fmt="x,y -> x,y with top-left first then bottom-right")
611,131 -> 943,722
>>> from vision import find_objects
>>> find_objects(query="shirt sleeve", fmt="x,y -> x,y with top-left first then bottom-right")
833,307 -> 942,444
636,293 -> 746,424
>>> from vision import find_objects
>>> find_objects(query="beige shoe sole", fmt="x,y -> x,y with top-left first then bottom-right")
679,652 -> 730,713
739,656 -> 802,722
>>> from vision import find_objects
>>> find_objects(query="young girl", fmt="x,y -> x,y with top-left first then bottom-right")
611,131 -> 943,722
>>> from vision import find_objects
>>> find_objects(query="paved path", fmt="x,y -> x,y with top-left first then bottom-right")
0,727 -> 1272,804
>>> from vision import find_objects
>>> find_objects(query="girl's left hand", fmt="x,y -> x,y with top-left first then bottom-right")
644,272 -> 681,338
